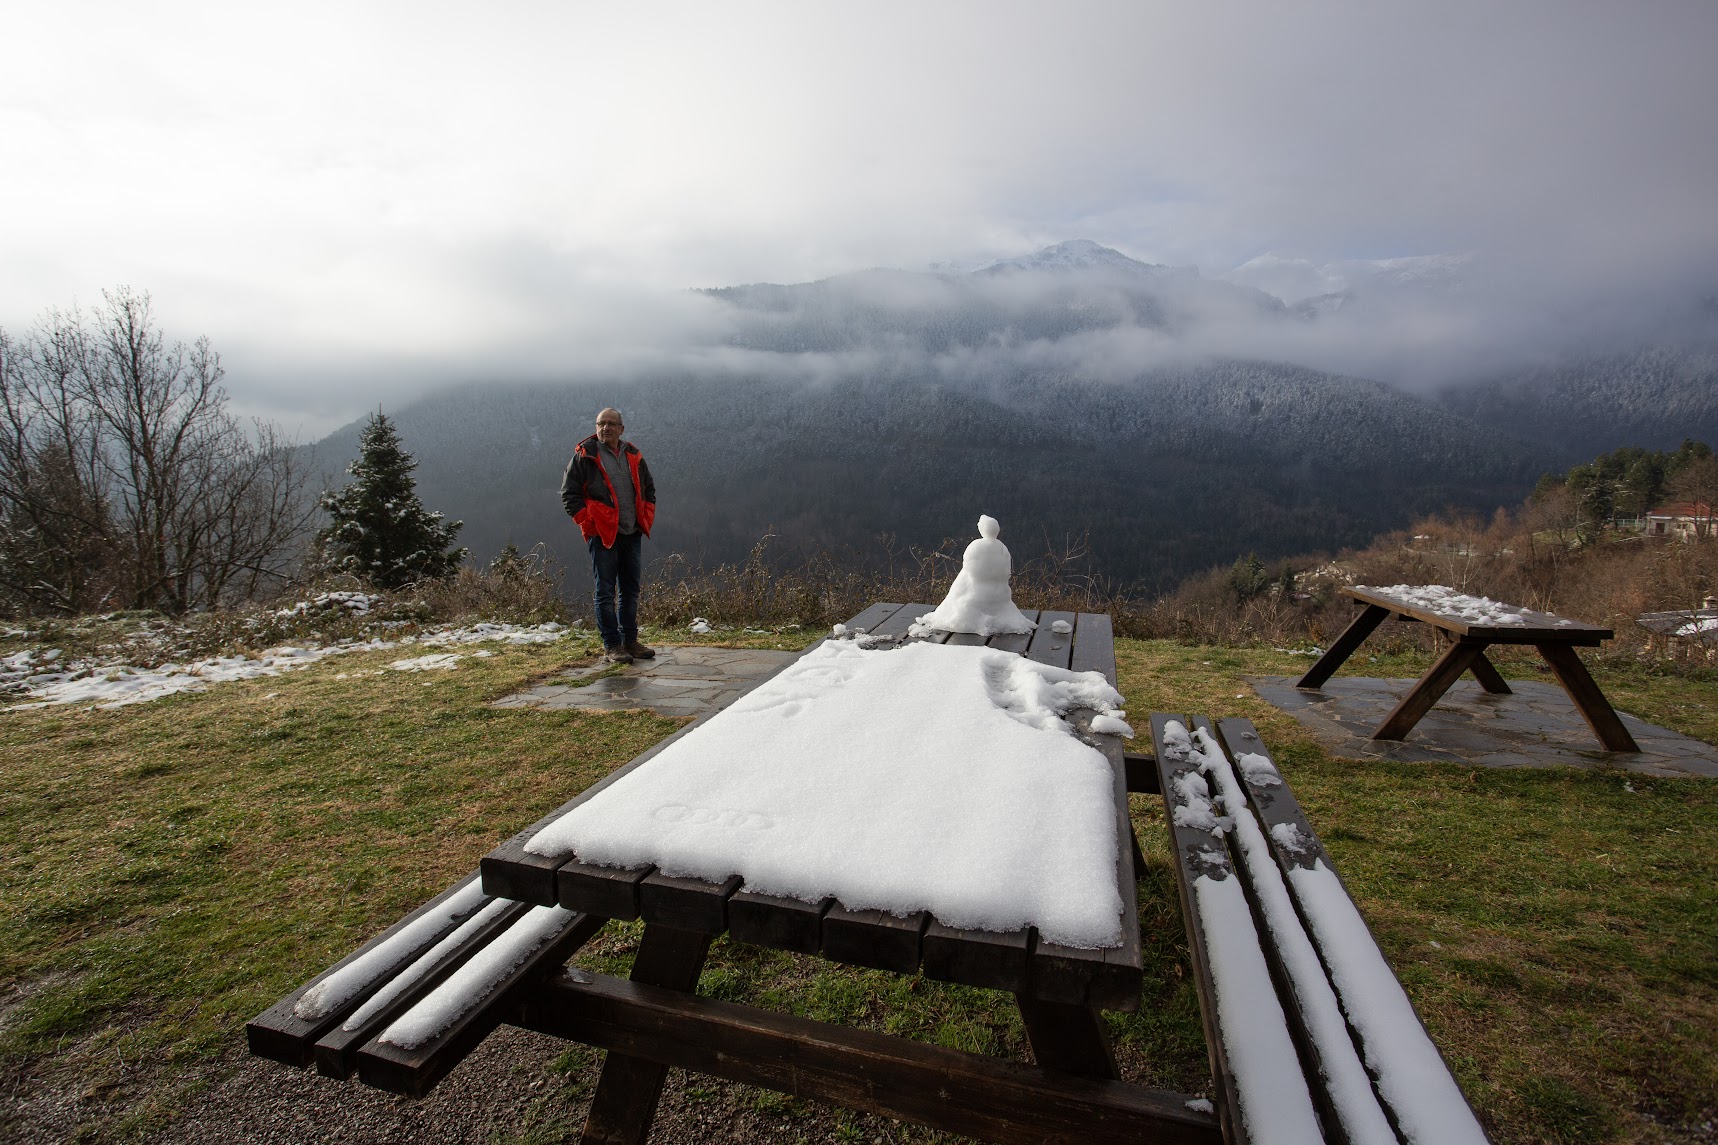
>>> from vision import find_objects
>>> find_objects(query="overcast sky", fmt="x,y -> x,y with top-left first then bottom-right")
5,0 -> 1716,435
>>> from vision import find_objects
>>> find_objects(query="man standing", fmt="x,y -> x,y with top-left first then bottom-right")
561,407 -> 656,664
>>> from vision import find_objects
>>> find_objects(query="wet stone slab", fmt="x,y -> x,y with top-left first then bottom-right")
1248,675 -> 1718,778
491,645 -> 802,719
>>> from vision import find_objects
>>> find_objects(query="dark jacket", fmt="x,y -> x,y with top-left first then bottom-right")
560,435 -> 656,548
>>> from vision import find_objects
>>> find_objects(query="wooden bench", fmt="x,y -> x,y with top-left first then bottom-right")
1298,585 -> 1639,752
1150,713 -> 1491,1145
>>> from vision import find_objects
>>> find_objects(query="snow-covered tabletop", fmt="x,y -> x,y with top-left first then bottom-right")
1345,584 -> 1602,635
526,636 -> 1131,949
481,601 -> 1143,1008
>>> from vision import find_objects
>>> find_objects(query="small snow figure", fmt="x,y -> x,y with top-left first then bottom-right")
689,617 -> 712,635
913,515 -> 1035,637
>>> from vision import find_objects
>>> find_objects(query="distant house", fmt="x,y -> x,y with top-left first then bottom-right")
1645,501 -> 1714,540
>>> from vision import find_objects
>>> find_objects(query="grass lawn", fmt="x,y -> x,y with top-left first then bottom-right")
0,628 -> 1713,1143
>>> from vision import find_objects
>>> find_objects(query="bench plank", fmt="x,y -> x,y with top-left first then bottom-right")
821,903 -> 928,974
354,908 -> 606,1097
638,871 -> 743,934
1211,717 -> 1493,1144
868,602 -> 937,641
1068,611 -> 1117,685
1151,714 -> 1292,1145
246,873 -> 492,1068
728,891 -> 832,954
840,601 -> 908,635
313,899 -> 532,1079
986,611 -> 1038,655
1025,610 -> 1077,669
557,859 -> 653,920
515,968 -> 1222,1145
922,920 -> 1033,992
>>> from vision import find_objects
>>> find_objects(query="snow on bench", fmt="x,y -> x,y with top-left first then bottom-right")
247,871 -> 603,1095
1151,714 -> 1491,1145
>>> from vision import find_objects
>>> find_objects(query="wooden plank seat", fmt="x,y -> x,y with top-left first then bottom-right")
247,871 -> 604,1095
1150,713 -> 1491,1145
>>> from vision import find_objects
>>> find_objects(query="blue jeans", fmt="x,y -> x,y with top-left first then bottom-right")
589,531 -> 642,648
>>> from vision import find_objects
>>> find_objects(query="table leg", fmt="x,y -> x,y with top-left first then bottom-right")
1467,649 -> 1512,694
581,925 -> 713,1145
1534,643 -> 1641,752
1014,994 -> 1120,1080
1297,604 -> 1391,689
1372,641 -> 1485,741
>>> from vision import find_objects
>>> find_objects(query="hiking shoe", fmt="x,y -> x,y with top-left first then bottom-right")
603,647 -> 634,665
624,640 -> 656,659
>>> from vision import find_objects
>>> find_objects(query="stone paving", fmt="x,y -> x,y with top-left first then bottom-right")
491,645 -> 802,718
1248,675 -> 1718,778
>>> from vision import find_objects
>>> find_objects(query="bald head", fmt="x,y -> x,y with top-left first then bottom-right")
595,408 -> 624,450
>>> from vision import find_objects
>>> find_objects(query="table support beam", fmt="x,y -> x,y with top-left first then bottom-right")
1535,643 -> 1641,752
1297,604 -> 1391,688
518,969 -> 1218,1145
1372,641 -> 1485,741
580,925 -> 712,1145
1467,648 -> 1512,694
1014,994 -> 1120,1080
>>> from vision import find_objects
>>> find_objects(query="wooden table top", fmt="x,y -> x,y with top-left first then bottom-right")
480,602 -> 1142,1010
1344,585 -> 1613,642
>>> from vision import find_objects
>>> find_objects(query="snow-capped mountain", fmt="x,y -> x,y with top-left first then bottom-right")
974,238 -> 1189,279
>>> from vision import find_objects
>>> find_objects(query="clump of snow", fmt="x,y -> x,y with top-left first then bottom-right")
1235,751 -> 1282,786
689,617 -> 712,634
276,591 -> 383,618
831,623 -> 847,636
1364,584 -> 1529,626
1049,619 -> 1072,634
421,621 -> 565,646
911,516 -> 1035,637
1089,713 -> 1134,738
294,880 -> 490,1020
390,653 -> 464,672
1184,1098 -> 1215,1114
379,905 -> 577,1049
526,640 -> 1127,948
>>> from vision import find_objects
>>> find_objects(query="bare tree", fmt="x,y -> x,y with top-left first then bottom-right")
0,289 -> 313,615
1666,455 -> 1718,540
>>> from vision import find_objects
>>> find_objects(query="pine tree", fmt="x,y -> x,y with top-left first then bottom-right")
316,412 -> 466,589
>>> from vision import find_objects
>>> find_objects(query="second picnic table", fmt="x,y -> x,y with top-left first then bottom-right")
1297,585 -> 1639,752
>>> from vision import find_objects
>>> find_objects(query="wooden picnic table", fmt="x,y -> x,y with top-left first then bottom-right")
468,602 -> 1196,1144
251,599 -> 1492,1142
1297,585 -> 1639,752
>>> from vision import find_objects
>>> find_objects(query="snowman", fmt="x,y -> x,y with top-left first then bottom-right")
912,515 -> 1035,636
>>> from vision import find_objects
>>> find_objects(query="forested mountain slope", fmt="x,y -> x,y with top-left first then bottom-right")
308,361 -> 1545,593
